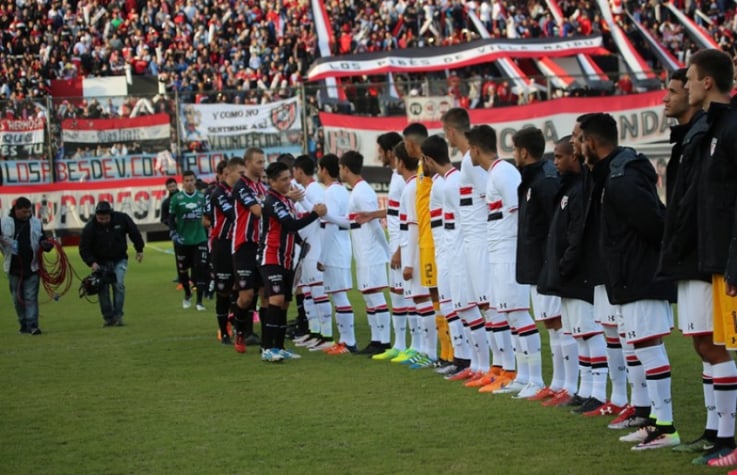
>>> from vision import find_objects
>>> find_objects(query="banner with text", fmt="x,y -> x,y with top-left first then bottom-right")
0,118 -> 46,159
61,113 -> 171,158
0,178 -> 172,231
179,97 -> 302,153
321,91 -> 671,165
181,146 -> 302,178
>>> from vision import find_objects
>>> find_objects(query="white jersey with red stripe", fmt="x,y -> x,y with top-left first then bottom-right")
298,180 -> 325,260
348,179 -> 390,267
442,167 -> 463,257
320,182 -> 352,269
486,158 -> 520,262
387,169 -> 405,253
399,175 -> 419,268
430,173 -> 446,257
459,152 -> 488,246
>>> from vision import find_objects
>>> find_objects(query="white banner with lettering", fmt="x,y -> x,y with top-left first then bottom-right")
322,91 -> 671,166
0,178 -> 171,231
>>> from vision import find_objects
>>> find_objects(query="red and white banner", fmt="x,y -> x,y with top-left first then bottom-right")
0,178 -> 171,231
0,117 -> 46,159
322,91 -> 671,166
1,159 -> 53,185
61,113 -> 171,157
307,36 -> 609,80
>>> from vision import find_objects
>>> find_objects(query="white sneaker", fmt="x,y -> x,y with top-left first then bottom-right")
261,348 -> 284,362
292,334 -> 311,344
309,340 -> 335,351
620,426 -> 652,443
182,298 -> 192,309
278,348 -> 302,359
295,336 -> 320,347
632,429 -> 680,451
513,382 -> 544,399
493,379 -> 526,394
196,304 -> 206,311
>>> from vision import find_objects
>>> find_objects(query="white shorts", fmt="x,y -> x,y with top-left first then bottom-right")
531,286 -> 562,321
403,263 -> 430,299
561,298 -> 602,338
677,280 -> 713,336
594,285 -> 620,328
298,258 -> 323,287
436,252 -> 452,305
449,248 -> 477,312
323,266 -> 352,294
489,261 -> 530,312
356,263 -> 388,293
390,266 -> 404,292
619,299 -> 673,344
464,240 -> 490,306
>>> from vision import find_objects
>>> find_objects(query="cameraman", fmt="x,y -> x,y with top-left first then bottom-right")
79,201 -> 144,327
1,197 -> 53,335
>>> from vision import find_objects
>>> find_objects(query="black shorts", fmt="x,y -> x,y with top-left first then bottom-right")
210,238 -> 234,293
233,243 -> 261,291
260,265 -> 294,302
175,242 -> 208,284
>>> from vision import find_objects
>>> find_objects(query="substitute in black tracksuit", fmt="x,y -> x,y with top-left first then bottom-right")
581,113 -> 678,448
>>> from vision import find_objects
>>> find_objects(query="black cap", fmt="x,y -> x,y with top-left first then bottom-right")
95,201 -> 112,214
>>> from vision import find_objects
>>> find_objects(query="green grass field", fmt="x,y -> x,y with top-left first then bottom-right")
0,242 -> 724,474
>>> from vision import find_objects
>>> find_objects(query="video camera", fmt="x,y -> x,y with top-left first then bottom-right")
79,269 -> 116,298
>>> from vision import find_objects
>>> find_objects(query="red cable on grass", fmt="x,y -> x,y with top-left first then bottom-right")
38,240 -> 75,302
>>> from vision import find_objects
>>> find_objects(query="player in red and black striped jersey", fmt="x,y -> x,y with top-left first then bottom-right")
205,157 -> 246,346
258,161 -> 327,362
230,147 -> 268,353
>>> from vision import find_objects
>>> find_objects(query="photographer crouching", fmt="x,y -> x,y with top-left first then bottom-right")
79,202 -> 144,327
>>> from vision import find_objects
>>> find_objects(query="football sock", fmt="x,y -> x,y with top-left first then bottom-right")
447,311 -> 471,360
390,292 -> 410,351
417,300 -> 437,360
196,286 -> 204,305
712,360 -> 737,441
469,314 -> 489,373
491,316 -> 515,372
273,307 -> 288,350
439,299 -> 454,361
604,326 -> 628,406
703,362 -> 718,433
332,291 -> 355,346
458,306 -> 482,372
548,328 -> 563,391
295,292 -> 308,333
408,307 -> 420,352
637,343 -> 673,425
312,287 -> 333,339
303,291 -> 320,336
509,310 -> 540,385
179,271 -> 191,298
623,341 -> 649,409
577,338 -> 592,398
560,332 -> 579,395
586,333 -> 608,403
484,308 -> 503,370
215,294 -> 230,336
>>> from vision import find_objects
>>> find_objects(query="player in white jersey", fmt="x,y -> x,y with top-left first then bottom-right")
362,132 -> 416,361
395,142 -> 438,368
467,124 -> 544,399
292,156 -> 335,351
339,150 -> 392,355
441,108 -> 515,389
420,135 -> 474,376
314,153 -> 357,354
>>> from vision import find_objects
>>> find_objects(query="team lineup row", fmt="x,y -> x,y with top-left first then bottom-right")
163,48 -> 737,469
